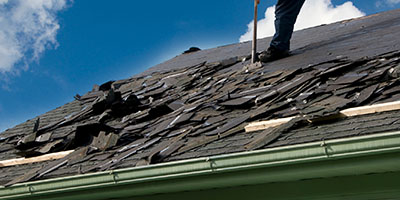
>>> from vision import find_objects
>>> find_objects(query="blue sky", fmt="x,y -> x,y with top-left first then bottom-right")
0,0 -> 399,132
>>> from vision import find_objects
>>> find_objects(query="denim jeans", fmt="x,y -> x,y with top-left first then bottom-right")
270,0 -> 305,51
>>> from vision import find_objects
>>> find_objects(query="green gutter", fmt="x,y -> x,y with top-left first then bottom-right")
2,131 -> 400,200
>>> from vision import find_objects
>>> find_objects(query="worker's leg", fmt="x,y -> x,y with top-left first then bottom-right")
270,0 -> 305,51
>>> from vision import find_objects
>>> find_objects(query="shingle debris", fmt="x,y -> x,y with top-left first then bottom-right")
1,50 -> 400,186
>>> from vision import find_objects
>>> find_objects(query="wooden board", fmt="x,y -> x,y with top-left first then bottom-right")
0,150 -> 74,168
244,116 -> 296,132
340,100 -> 400,117
245,101 -> 400,132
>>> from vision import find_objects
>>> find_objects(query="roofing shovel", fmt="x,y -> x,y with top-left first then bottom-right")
252,0 -> 260,64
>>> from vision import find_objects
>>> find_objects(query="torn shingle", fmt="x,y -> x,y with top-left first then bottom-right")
91,131 -> 119,151
205,115 -> 249,136
220,96 -> 256,107
38,139 -> 63,154
35,132 -> 53,143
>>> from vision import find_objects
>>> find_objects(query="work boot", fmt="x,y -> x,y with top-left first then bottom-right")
258,46 -> 289,62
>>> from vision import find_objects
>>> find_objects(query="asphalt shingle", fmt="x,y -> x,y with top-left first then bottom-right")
1,9 -> 400,186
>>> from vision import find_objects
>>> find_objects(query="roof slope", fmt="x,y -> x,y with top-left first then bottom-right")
1,9 -> 400,186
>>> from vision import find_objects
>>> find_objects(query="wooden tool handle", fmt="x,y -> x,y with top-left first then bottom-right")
252,0 -> 259,64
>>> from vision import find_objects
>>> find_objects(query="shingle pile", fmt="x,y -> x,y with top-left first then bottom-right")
1,50 -> 400,186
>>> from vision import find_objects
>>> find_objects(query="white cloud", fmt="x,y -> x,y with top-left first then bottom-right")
378,0 -> 400,6
240,0 -> 365,42
0,0 -> 70,73
387,0 -> 400,4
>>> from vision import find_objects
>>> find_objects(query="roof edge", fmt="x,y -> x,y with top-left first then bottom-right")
2,131 -> 400,200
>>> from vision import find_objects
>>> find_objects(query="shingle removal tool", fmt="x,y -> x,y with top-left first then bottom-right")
252,0 -> 260,64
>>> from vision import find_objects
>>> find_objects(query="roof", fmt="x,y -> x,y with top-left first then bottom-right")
0,8 -> 400,187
